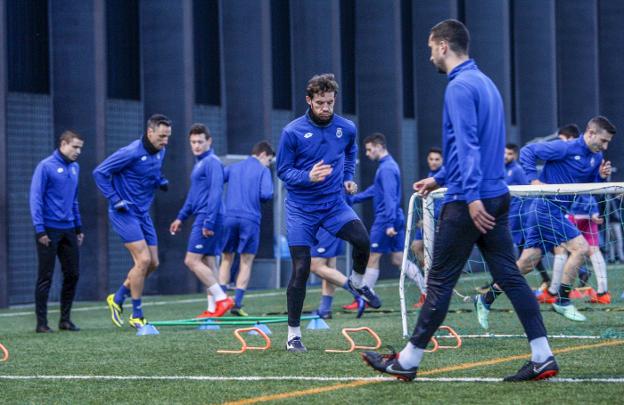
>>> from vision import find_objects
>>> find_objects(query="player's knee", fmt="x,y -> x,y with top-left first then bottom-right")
134,255 -> 152,271
148,257 -> 159,272
184,255 -> 198,269
289,246 -> 311,288
391,255 -> 402,267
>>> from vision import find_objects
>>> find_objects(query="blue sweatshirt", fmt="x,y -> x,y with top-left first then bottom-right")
176,150 -> 225,230
352,155 -> 404,229
569,195 -> 599,218
224,156 -> 273,225
30,150 -> 82,234
93,138 -> 166,214
505,160 -> 529,186
519,135 -> 604,208
440,59 -> 508,204
276,111 -> 357,205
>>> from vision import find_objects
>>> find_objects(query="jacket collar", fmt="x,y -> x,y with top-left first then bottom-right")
142,135 -> 160,155
448,59 -> 477,81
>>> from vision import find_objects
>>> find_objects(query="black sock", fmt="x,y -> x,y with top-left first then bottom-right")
483,282 -> 503,306
558,283 -> 572,305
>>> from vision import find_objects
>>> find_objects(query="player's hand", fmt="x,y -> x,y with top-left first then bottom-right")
169,219 -> 182,235
77,233 -> 84,246
309,160 -> 333,183
344,181 -> 358,195
599,160 -> 612,179
202,228 -> 215,238
386,227 -> 397,237
38,234 -> 51,247
591,214 -> 604,225
413,177 -> 439,197
113,200 -> 131,212
468,200 -> 495,234
530,179 -> 544,185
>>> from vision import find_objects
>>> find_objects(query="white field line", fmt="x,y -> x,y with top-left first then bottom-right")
0,375 -> 622,383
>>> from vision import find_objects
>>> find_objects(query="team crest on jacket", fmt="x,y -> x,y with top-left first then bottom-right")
336,128 -> 343,138
590,157 -> 595,167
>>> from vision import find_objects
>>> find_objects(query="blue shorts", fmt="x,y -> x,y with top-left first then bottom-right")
187,216 -> 223,255
109,209 -> 158,246
221,216 -> 260,254
370,222 -> 405,253
524,199 -> 581,253
312,228 -> 345,258
285,198 -> 359,247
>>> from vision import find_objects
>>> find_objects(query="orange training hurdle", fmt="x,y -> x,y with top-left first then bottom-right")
325,327 -> 382,353
217,327 -> 271,354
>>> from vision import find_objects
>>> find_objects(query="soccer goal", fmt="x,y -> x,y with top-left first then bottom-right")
399,182 -> 624,338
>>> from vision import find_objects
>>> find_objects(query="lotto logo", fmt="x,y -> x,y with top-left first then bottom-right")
195,244 -> 204,249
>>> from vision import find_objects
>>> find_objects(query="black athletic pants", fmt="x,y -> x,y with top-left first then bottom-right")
410,193 -> 547,348
35,227 -> 80,327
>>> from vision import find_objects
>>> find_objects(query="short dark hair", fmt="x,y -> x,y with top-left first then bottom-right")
430,19 -> 470,55
505,143 -> 520,154
427,147 -> 442,157
306,73 -> 339,98
587,116 -> 616,135
147,114 -> 172,132
251,140 -> 275,157
58,130 -> 83,146
558,123 -> 580,139
363,132 -> 386,148
188,123 -> 211,139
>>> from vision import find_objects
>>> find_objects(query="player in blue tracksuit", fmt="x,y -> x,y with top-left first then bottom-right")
276,73 -> 380,352
217,141 -> 275,316
30,131 -> 84,333
515,117 -> 614,321
362,20 -> 557,382
169,124 -> 233,318
95,114 -> 171,329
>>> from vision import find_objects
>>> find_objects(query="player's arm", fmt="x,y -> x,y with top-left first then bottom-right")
72,165 -> 84,245
379,168 -> 399,235
515,165 -> 529,185
433,165 -> 447,186
29,162 -> 49,245
519,140 -> 568,183
259,167 -> 274,202
201,161 -> 224,236
276,130 -> 313,186
343,130 -> 357,193
92,146 -> 135,206
351,185 -> 375,204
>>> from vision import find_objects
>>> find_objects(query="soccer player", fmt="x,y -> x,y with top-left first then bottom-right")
30,130 -> 84,333
218,141 -> 275,316
311,228 -> 365,319
342,133 -> 404,309
276,73 -> 381,352
95,114 -> 171,329
476,116 -> 614,323
361,19 -> 558,382
169,124 -> 234,318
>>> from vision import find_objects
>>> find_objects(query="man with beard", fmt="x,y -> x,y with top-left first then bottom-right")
276,73 -> 381,352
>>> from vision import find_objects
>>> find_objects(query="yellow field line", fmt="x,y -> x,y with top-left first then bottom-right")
222,339 -> 624,405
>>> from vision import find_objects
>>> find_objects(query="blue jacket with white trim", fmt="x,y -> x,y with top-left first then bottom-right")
30,150 -> 82,233
276,111 -> 357,205
224,156 -> 273,225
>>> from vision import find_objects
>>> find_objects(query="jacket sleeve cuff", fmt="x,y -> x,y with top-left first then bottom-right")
75,227 -> 82,234
343,173 -> 354,182
465,191 -> 481,204
36,231 -> 47,239
433,172 -> 445,186
202,220 -> 215,230
35,225 -> 46,234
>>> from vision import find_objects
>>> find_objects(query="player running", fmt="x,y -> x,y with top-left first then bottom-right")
169,124 -> 233,318
276,73 -> 381,352
95,114 -> 171,329
218,141 -> 275,316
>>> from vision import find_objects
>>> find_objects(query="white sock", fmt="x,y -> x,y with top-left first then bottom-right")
287,326 -> 301,341
363,267 -> 380,290
590,251 -> 608,293
529,336 -> 553,363
208,283 -> 227,301
548,254 -> 567,294
405,261 -> 427,294
349,272 -> 364,289
207,293 -> 216,312
398,342 -> 424,369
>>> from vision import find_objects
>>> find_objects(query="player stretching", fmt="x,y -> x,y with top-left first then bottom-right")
218,141 -> 275,316
475,116 -> 614,324
169,124 -> 233,318
95,114 -> 171,329
361,19 -> 558,382
277,73 -> 381,352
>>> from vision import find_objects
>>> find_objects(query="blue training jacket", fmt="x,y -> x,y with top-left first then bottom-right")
224,156 -> 273,225
176,149 -> 225,230
505,160 -> 529,186
569,195 -> 599,218
276,111 -> 357,205
93,138 -> 166,215
30,150 -> 82,233
352,155 -> 404,229
519,135 -> 604,208
440,59 -> 508,204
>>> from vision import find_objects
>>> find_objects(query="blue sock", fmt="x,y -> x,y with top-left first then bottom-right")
342,281 -> 358,299
318,295 -> 333,314
114,285 -> 131,305
220,284 -> 228,293
234,288 -> 246,308
132,299 -> 143,318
